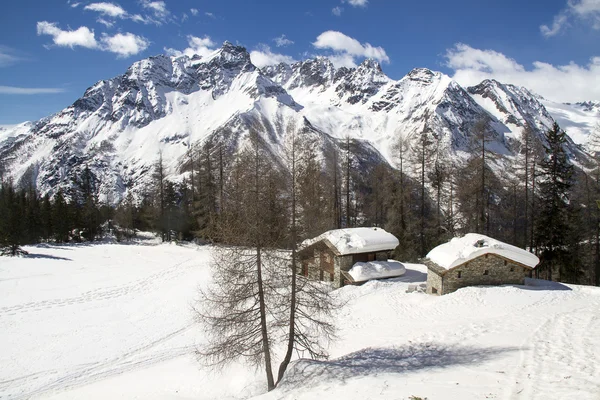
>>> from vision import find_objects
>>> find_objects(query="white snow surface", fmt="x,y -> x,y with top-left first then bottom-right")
426,233 -> 540,270
347,260 -> 406,282
2,241 -> 600,400
301,227 -> 399,255
542,99 -> 599,146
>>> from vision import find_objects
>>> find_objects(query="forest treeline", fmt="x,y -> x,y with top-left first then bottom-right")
1,121 -> 599,286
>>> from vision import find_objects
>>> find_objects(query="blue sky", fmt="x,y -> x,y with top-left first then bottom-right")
1,0 -> 599,124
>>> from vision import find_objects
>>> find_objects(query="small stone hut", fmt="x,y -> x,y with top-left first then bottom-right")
298,227 -> 399,288
424,233 -> 539,295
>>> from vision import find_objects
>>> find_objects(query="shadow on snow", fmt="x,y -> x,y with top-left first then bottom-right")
279,342 -> 520,391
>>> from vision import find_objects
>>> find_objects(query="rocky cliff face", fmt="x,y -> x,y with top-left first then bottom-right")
0,42 -> 591,203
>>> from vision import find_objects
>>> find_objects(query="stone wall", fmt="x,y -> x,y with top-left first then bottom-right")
439,254 -> 532,295
426,267 -> 444,295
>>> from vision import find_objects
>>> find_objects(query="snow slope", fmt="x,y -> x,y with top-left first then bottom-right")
542,99 -> 599,146
1,244 -> 600,400
0,241 -> 264,400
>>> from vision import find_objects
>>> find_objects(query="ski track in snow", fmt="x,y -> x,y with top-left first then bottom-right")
0,258 -> 193,318
0,243 -> 208,400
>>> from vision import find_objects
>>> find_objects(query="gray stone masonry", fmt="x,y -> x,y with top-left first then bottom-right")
425,253 -> 533,295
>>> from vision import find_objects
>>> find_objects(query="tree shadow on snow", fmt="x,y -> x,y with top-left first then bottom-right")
23,253 -> 73,261
279,343 -> 519,391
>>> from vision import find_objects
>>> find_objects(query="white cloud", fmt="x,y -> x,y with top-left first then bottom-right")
250,45 -> 295,68
541,0 -> 600,36
100,32 -> 149,57
205,12 -> 215,19
130,14 -> 146,23
190,8 -> 199,16
445,43 -> 600,102
343,0 -> 368,7
37,21 -> 98,49
165,35 -> 216,58
273,34 -> 293,47
540,13 -> 569,37
0,85 -> 65,94
141,0 -> 169,19
84,2 -> 127,18
37,21 -> 148,57
0,46 -> 23,67
97,18 -> 115,28
70,2 -> 81,7
332,6 -> 343,16
312,30 -> 389,67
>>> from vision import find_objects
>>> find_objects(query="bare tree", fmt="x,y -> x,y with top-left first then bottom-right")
196,129 -> 279,390
277,123 -> 336,384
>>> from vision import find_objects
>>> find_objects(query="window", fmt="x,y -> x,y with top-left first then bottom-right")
330,272 -> 334,282
504,260 -> 507,266
483,269 -> 489,276
510,266 -> 515,272
319,270 -> 324,280
457,271 -> 462,278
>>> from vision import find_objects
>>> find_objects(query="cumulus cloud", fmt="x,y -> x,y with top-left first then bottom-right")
84,2 -> 127,18
250,44 -> 295,68
332,6 -> 343,16
445,43 -> 600,102
37,21 -> 98,49
0,85 -> 65,94
541,0 -> 600,36
273,34 -> 293,47
205,12 -> 215,19
312,30 -> 389,67
37,21 -> 149,57
190,8 -> 199,16
164,35 -> 216,58
100,32 -> 149,57
343,0 -> 368,7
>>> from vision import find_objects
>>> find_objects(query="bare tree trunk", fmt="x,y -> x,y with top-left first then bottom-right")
278,128 -> 298,384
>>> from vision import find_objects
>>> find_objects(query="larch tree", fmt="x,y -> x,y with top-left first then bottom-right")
195,128 -> 281,391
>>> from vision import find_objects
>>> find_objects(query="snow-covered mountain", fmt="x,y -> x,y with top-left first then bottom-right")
539,99 -> 599,147
0,42 -> 594,202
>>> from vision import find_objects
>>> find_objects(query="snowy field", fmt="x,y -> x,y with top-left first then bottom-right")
1,241 -> 600,400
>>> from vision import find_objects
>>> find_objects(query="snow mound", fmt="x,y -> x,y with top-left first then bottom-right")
426,233 -> 539,270
348,260 -> 406,282
301,227 -> 399,255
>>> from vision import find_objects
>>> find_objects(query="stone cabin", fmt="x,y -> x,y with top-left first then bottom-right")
297,227 -> 399,288
424,233 -> 539,295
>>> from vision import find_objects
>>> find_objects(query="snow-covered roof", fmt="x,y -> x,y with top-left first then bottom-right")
426,233 -> 539,270
347,260 -> 406,282
301,227 -> 399,256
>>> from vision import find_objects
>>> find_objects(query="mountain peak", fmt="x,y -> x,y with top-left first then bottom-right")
358,58 -> 382,72
406,68 -> 439,84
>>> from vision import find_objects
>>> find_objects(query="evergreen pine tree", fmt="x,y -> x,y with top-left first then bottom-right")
535,122 -> 575,281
